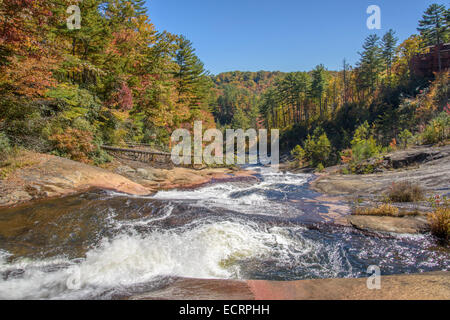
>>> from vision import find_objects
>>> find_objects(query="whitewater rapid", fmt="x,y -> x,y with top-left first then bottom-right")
0,167 -> 448,299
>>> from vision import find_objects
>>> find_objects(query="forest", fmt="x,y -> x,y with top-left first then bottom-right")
0,1 -> 449,171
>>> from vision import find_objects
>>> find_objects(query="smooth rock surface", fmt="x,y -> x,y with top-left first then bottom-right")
347,215 -> 430,234
0,152 -> 151,208
311,145 -> 450,197
131,272 -> 450,300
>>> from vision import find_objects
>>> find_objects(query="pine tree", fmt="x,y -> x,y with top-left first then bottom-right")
310,64 -> 328,117
131,0 -> 148,15
418,3 -> 449,72
382,29 -> 398,83
357,34 -> 383,93
174,36 -> 209,113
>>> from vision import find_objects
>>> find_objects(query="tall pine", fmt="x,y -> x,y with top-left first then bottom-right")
382,29 -> 398,84
418,4 -> 449,71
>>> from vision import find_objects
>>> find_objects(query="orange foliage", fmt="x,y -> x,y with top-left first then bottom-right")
389,138 -> 397,150
49,129 -> 95,164
340,149 -> 353,164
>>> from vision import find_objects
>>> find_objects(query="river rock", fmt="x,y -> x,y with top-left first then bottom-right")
347,215 -> 430,234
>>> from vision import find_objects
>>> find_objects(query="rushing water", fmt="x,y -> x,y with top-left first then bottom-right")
0,166 -> 448,299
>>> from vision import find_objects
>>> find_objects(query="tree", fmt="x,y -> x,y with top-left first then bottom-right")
174,36 -> 210,114
342,59 -> 350,104
382,29 -> 398,83
418,3 -> 449,72
310,65 -> 328,117
357,34 -> 383,94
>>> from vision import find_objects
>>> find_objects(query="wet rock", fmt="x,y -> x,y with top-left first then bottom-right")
347,215 -> 430,234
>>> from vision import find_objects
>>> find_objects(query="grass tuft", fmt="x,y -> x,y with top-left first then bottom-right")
429,207 -> 450,241
387,181 -> 425,203
354,203 -> 400,216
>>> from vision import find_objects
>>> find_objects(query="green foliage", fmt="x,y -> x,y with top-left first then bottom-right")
316,163 -> 325,172
398,129 -> 414,149
357,34 -> 383,92
418,4 -> 449,47
420,112 -> 450,144
350,122 -> 381,162
0,132 -> 12,160
290,145 -> 305,165
382,29 -> 398,80
303,128 -> 332,167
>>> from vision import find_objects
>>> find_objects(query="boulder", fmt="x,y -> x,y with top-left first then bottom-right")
347,215 -> 430,234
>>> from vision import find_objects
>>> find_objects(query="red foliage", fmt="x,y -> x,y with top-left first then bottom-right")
0,0 -> 56,97
107,82 -> 134,111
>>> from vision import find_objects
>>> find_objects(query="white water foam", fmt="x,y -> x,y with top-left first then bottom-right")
0,219 -> 328,299
152,169 -> 311,216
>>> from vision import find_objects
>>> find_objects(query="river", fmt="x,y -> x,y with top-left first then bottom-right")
0,166 -> 448,299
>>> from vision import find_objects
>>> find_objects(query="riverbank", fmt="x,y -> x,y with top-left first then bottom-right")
0,150 -> 256,208
309,144 -> 450,235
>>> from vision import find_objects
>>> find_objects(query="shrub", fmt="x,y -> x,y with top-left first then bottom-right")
92,148 -> 113,166
350,122 -> 381,162
49,128 -> 95,163
427,195 -> 449,241
420,112 -> 450,145
398,129 -> 413,149
429,207 -> 450,241
72,117 -> 94,132
316,163 -> 325,172
290,145 -> 305,166
387,181 -> 425,203
303,128 -> 331,167
0,133 -> 12,160
339,149 -> 353,164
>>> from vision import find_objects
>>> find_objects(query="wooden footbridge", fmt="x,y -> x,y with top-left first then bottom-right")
101,143 -> 173,165
101,143 -> 200,168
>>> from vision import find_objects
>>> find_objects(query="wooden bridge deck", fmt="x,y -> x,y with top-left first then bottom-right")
101,145 -> 173,166
101,143 -> 208,169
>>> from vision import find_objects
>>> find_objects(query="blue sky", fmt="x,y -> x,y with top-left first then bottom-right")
145,0 -> 441,74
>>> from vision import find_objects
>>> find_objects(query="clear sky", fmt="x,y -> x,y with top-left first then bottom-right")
145,0 -> 441,74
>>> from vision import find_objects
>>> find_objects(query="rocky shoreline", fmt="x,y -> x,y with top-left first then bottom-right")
309,144 -> 450,235
0,151 -> 256,209
130,272 -> 450,300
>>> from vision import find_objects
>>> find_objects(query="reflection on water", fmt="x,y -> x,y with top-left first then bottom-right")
0,167 -> 448,299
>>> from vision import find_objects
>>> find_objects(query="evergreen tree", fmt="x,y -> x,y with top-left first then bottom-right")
310,64 -> 328,117
174,36 -> 209,113
418,3 -> 449,71
382,29 -> 398,83
357,34 -> 383,93
131,0 -> 148,15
